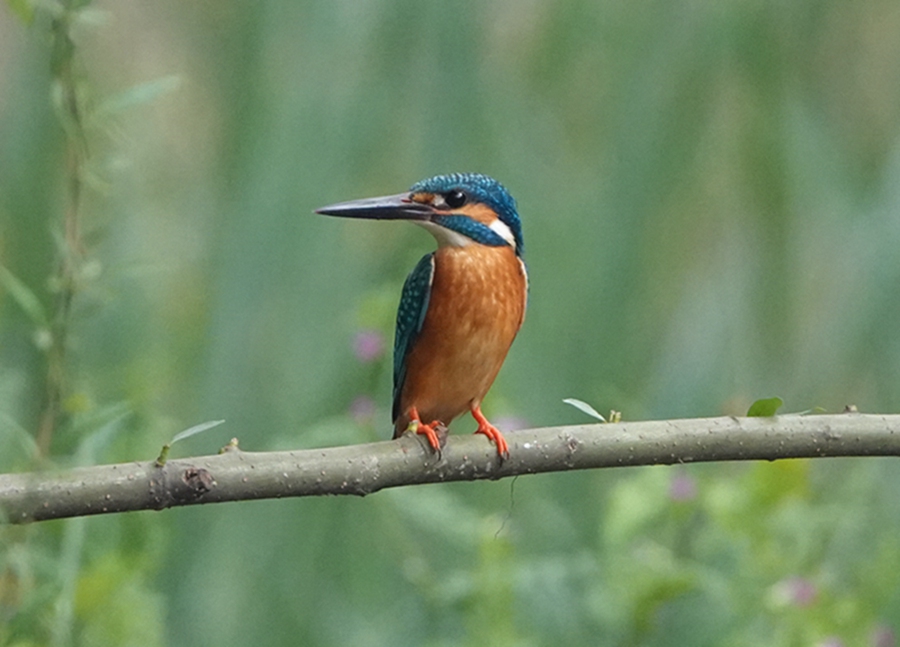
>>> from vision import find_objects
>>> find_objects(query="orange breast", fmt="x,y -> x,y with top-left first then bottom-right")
394,244 -> 527,433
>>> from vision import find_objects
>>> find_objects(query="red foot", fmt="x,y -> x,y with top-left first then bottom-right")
407,406 -> 442,453
471,405 -> 509,459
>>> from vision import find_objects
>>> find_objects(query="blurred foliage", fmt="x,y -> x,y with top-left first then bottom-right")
1,0 -> 900,645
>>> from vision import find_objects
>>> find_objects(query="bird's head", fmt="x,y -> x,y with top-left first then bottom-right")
315,173 -> 523,256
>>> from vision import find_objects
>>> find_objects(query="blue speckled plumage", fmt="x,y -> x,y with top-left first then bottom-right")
392,253 -> 434,421
410,173 -> 524,256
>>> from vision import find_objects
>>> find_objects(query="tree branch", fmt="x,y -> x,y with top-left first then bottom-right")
2,413 -> 898,524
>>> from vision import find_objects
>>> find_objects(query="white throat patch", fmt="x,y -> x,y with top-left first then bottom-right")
416,220 -> 472,248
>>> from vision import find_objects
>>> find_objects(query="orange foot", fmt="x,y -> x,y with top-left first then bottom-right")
407,406 -> 446,453
471,405 -> 509,459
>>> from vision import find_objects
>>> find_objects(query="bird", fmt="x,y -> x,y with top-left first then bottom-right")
316,173 -> 527,458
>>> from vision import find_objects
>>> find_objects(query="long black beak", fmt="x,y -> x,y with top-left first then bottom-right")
315,192 -> 434,221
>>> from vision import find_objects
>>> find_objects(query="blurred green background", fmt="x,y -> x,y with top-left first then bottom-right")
2,0 -> 900,645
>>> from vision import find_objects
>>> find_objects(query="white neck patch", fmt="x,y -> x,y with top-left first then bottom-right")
489,218 -> 517,250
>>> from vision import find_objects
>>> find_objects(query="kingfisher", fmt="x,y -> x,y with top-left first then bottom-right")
316,173 -> 527,458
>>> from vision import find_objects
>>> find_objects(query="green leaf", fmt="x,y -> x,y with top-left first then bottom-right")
6,0 -> 34,24
152,418 -> 236,466
0,411 -> 39,467
170,419 -> 225,445
74,404 -> 131,465
746,396 -> 784,417
94,75 -> 182,118
562,398 -> 606,422
0,264 -> 48,326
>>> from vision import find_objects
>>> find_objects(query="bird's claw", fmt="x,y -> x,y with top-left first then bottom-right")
407,417 -> 449,457
475,423 -> 510,460
471,406 -> 509,460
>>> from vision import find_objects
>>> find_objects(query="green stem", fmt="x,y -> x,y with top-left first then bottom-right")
37,8 -> 88,456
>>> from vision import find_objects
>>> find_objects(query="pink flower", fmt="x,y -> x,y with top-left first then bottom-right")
871,626 -> 895,647
669,472 -> 698,502
816,639 -> 844,647
349,395 -> 377,423
772,576 -> 817,608
491,415 -> 530,432
353,329 -> 386,362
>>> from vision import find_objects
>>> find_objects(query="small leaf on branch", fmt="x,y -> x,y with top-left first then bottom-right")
171,419 -> 226,445
747,397 -> 784,417
563,398 -> 607,422
156,420 -> 226,466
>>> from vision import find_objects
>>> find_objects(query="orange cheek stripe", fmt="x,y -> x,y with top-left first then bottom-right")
455,203 -> 498,226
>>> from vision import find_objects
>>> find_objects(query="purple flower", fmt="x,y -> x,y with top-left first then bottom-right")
353,329 -> 386,362
669,472 -> 698,502
349,395 -> 377,423
772,576 -> 817,608
816,638 -> 844,647
491,415 -> 530,432
871,625 -> 895,647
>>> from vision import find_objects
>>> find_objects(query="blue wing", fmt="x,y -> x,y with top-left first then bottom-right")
392,253 -> 434,422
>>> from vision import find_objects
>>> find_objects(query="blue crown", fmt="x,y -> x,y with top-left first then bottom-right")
410,173 -> 524,256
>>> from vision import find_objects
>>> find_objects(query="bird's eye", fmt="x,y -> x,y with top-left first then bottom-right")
444,190 -> 467,209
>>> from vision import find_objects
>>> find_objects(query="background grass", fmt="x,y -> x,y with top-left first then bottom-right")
2,1 -> 900,645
